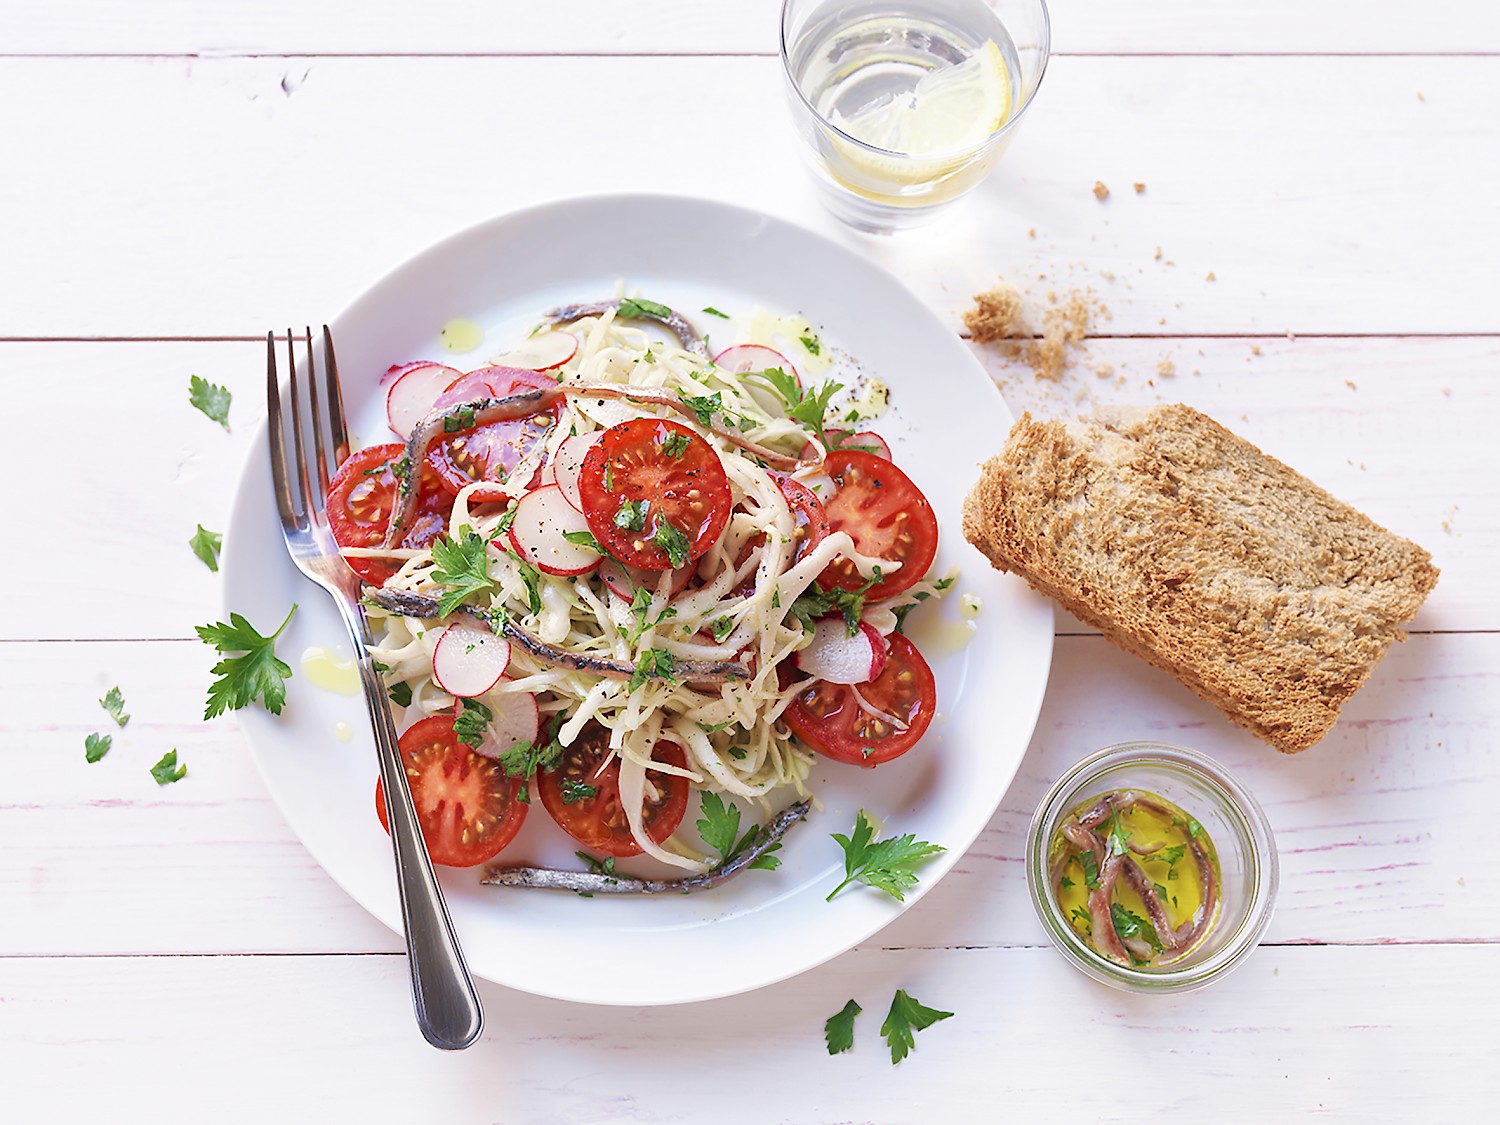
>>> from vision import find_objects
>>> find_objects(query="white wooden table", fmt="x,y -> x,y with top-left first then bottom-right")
3,2 -> 1497,1119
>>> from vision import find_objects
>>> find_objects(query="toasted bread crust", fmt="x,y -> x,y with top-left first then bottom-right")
962,405 -> 1439,753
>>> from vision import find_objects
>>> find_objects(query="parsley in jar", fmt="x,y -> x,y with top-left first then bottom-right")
1048,789 -> 1221,968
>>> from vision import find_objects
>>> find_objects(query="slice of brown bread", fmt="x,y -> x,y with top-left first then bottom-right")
962,404 -> 1438,753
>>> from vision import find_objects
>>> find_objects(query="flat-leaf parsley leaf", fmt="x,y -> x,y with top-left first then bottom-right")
827,810 -> 945,902
824,999 -> 861,1055
150,749 -> 188,785
189,524 -> 223,572
99,686 -> 130,727
188,374 -> 232,431
430,527 -> 497,617
84,732 -> 111,763
195,605 -> 297,718
880,989 -> 953,1064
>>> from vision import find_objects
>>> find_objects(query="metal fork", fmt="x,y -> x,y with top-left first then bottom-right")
267,327 -> 483,1051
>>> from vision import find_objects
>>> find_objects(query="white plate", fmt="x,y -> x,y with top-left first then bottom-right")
223,194 -> 1053,1005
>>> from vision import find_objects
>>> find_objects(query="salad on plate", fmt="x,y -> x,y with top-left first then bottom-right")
323,295 -> 950,882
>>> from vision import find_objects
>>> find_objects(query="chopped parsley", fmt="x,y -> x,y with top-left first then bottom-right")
799,333 -> 822,356
387,681 -> 413,708
496,712 -> 567,802
661,431 -> 692,459
430,527 -> 497,617
560,779 -> 599,804
442,406 -> 477,434
99,686 -> 130,728
747,368 -> 843,448
824,999 -> 861,1055
1154,843 -> 1187,880
697,719 -> 735,733
1104,810 -> 1131,858
1068,904 -> 1093,935
195,605 -> 297,718
452,698 -> 492,749
188,375 -> 232,431
791,573 -> 879,637
701,306 -> 730,319
189,525 -> 223,572
827,810 -> 944,902
1078,850 -> 1101,889
575,851 -> 617,877
881,989 -> 953,1065
651,519 -> 691,568
627,648 -> 677,693
516,560 -> 544,616
1059,874 -> 1075,890
1111,903 -> 1163,960
626,587 -> 677,643
150,749 -> 187,785
677,389 -> 726,428
562,529 -> 604,553
892,576 -> 955,634
709,616 -> 735,643
695,792 -> 782,871
616,296 -> 672,320
614,498 -> 649,532
84,732 -> 111,763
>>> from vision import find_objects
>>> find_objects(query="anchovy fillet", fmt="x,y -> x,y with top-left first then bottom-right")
365,587 -> 750,684
481,800 -> 812,895
382,387 -> 565,547
544,299 -> 707,355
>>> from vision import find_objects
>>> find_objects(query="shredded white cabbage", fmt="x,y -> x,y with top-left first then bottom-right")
362,309 -> 950,868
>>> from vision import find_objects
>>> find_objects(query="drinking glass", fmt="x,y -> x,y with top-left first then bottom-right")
779,0 -> 1051,233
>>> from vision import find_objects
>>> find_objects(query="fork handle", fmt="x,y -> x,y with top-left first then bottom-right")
340,602 -> 484,1050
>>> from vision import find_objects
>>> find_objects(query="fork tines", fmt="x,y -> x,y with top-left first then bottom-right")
266,326 -> 350,527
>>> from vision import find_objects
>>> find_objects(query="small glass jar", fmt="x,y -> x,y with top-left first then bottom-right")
1026,742 -> 1278,993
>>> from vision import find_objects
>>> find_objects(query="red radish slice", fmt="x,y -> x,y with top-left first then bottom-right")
800,429 -> 892,461
386,363 -> 462,439
507,485 -> 601,576
491,331 -> 578,372
599,556 -> 695,601
713,345 -> 800,382
472,691 -> 540,759
432,622 -> 512,697
383,360 -> 429,385
714,345 -> 802,415
794,618 -> 886,685
431,368 -> 505,412
551,432 -> 601,512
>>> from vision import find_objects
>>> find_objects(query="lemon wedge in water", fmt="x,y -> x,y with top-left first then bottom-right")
834,38 -> 1012,157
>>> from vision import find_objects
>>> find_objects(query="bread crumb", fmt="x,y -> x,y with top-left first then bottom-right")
1441,386 -> 1452,396
1094,363 -> 1114,379
1441,503 -> 1458,533
1133,182 -> 1146,194
1286,330 -> 1296,339
1158,316 -> 1166,325
1093,180 -> 1110,201
1345,379 -> 1358,390
1028,227 -> 1036,238
1100,269 -> 1116,281
1251,345 -> 1262,356
964,283 -> 1104,382
1153,246 -> 1162,261
962,284 -> 1025,345
1157,356 -> 1176,378
1205,271 -> 1217,282
1417,91 -> 1426,102
1197,347 -> 1205,356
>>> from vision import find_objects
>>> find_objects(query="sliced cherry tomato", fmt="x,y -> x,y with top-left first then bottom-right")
537,721 -> 689,857
327,442 -> 451,585
782,632 -> 936,767
374,715 -> 527,867
426,367 -> 560,496
818,450 -> 938,601
734,472 -> 831,597
577,418 -> 731,572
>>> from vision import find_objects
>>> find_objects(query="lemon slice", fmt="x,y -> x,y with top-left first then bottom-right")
835,39 -> 1012,157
